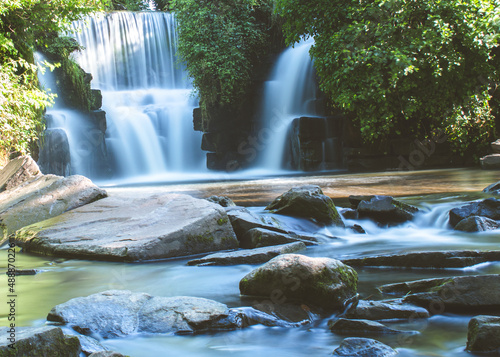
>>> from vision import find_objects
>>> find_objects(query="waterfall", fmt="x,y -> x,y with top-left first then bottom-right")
70,12 -> 205,179
257,39 -> 319,170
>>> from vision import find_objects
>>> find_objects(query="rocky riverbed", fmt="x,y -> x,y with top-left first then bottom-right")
1,157 -> 500,356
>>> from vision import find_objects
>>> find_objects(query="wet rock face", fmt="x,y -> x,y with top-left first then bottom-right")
449,198 -> 500,227
0,326 -> 81,357
329,318 -> 416,335
14,193 -> 238,262
205,195 -> 236,207
240,227 -> 318,249
454,216 -> 499,232
265,185 -> 344,226
378,274 -> 500,313
332,337 -> 398,357
467,315 -> 500,353
344,300 -> 429,320
357,195 -> 419,225
239,254 -> 358,311
483,180 -> 500,195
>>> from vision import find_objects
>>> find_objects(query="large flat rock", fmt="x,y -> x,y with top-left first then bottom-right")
14,193 -> 238,261
0,174 -> 107,239
0,155 -> 41,192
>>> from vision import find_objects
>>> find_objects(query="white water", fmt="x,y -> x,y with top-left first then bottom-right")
71,12 -> 206,179
258,39 -> 318,170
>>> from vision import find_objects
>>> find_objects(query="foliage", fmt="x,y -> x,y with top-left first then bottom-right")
108,0 -> 150,11
171,0 -> 274,113
0,0 -> 106,159
0,60 -> 53,156
275,0 -> 499,154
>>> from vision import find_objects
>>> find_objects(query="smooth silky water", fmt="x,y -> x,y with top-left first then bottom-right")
1,169 -> 499,356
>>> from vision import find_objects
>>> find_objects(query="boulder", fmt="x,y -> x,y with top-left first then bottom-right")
48,290 -> 230,337
378,274 -> 500,313
483,180 -> 500,194
454,216 -> 499,232
342,250 -> 500,268
239,254 -> 358,311
481,154 -> 500,169
187,242 -> 306,266
14,193 -> 238,262
205,195 -> 236,207
349,195 -> 375,209
75,335 -> 109,355
0,155 -> 41,193
240,227 -> 317,249
492,139 -> 500,154
329,318 -> 416,335
0,174 -> 107,238
265,185 -> 344,226
333,337 -> 398,357
449,198 -> 500,227
344,300 -> 429,320
357,196 -> 419,225
37,128 -> 71,176
226,207 -> 288,241
0,326 -> 81,356
340,208 -> 358,219
466,315 -> 500,353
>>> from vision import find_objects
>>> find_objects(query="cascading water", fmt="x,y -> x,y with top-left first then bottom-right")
258,39 -> 319,170
70,12 -> 205,180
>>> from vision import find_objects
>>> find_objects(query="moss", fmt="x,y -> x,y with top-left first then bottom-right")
217,217 -> 228,226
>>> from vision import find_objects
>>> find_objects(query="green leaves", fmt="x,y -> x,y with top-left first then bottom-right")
276,0 -> 499,155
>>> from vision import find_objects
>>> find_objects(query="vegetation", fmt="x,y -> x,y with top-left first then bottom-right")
275,0 -> 500,157
0,0 -> 106,162
171,0 -> 277,115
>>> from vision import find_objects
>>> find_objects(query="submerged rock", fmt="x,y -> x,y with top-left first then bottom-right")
0,174 -> 107,240
0,326 -> 81,356
357,196 -> 419,225
187,242 -> 306,266
75,335 -> 110,355
226,207 -> 288,241
483,180 -> 500,195
14,193 -> 238,262
378,274 -> 500,313
454,216 -> 499,232
342,250 -> 500,268
466,315 -> 500,353
240,227 -> 317,249
344,300 -> 429,320
333,337 -> 398,357
329,318 -> 416,335
265,185 -> 344,226
239,254 -> 357,311
0,155 -> 41,193
449,198 -> 500,227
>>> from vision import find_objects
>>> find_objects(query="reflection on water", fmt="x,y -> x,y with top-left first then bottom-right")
0,169 -> 499,356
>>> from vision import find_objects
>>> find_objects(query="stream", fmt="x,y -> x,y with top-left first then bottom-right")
1,168 -> 499,356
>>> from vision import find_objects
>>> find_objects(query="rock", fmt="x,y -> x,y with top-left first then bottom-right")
226,207 -> 288,241
239,254 -> 358,311
342,250 -> 500,268
357,196 -> 419,225
349,195 -> 375,209
349,224 -> 366,234
48,290 -> 232,337
75,335 -> 109,355
492,139 -> 500,154
14,193 -> 238,262
0,174 -> 107,238
38,128 -> 71,176
344,300 -> 429,320
218,307 -> 308,329
483,180 -> 500,195
466,315 -> 500,353
240,227 -> 317,249
0,155 -> 41,193
340,208 -> 358,219
378,274 -> 500,313
333,337 -> 398,357
0,326 -> 81,356
205,195 -> 236,207
454,216 -> 499,232
265,185 -> 344,226
329,318 -> 415,335
89,352 -> 126,357
187,242 -> 306,266
481,154 -> 500,169
449,198 -> 500,227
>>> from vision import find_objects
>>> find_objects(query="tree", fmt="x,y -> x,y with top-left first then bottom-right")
275,0 -> 499,156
